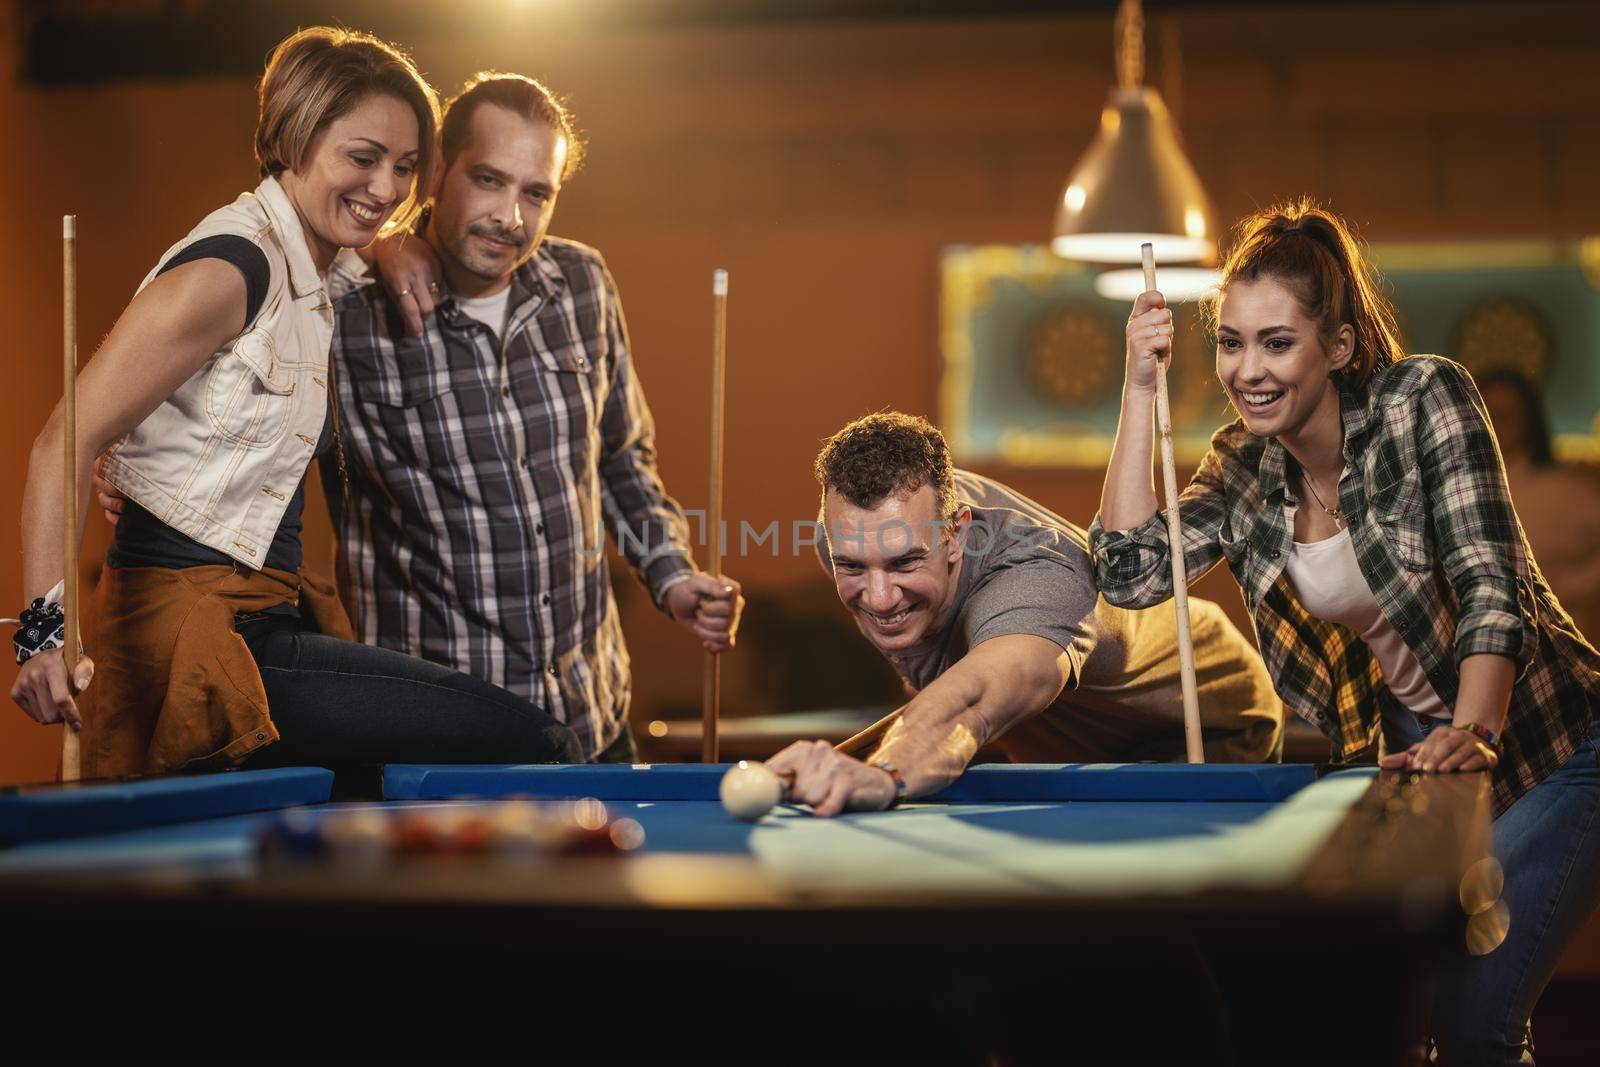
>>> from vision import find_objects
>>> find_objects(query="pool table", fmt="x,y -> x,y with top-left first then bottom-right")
0,762 -> 1490,1064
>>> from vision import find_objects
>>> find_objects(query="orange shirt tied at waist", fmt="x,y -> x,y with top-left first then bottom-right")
78,563 -> 353,780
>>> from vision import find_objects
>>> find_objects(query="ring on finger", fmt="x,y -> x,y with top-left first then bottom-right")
399,287 -> 413,297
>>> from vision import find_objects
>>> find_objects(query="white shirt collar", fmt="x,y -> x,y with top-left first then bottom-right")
254,175 -> 326,298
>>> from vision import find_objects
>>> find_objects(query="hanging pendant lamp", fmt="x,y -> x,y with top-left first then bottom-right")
1051,0 -> 1216,265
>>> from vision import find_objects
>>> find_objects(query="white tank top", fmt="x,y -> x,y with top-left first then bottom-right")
1284,528 -> 1449,719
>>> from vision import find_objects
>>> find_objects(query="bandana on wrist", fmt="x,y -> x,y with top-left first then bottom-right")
11,580 -> 68,666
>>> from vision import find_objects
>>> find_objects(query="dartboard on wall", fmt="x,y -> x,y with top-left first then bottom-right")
1027,304 -> 1119,410
1453,298 -> 1552,384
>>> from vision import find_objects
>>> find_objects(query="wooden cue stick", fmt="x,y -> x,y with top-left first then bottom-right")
700,269 -> 728,764
833,705 -> 906,760
1142,242 -> 1204,764
61,215 -> 81,782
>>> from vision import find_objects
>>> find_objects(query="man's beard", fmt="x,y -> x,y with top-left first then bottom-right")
455,228 -> 525,281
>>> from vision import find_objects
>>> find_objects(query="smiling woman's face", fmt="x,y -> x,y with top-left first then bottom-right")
278,91 -> 420,271
1215,276 -> 1352,441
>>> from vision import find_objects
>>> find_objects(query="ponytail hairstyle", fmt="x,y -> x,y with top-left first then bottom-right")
1202,199 -> 1406,391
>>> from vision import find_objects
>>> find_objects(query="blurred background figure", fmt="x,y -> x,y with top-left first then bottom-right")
1481,370 -> 1600,645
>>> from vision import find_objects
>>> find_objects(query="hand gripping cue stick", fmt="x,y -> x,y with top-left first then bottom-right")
1142,243 -> 1204,765
62,215 -> 81,782
701,269 -> 728,764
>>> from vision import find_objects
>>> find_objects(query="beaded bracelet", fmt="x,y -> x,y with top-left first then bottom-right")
1455,721 -> 1502,753
868,760 -> 909,808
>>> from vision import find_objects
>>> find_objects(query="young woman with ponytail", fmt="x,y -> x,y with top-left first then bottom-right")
1092,201 -> 1600,1064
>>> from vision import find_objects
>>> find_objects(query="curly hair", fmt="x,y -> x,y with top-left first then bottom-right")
814,412 -> 958,521
1201,198 -> 1406,391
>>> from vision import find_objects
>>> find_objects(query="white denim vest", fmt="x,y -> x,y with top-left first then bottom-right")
101,177 -> 334,568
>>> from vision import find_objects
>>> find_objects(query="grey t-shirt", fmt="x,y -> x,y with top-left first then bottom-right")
824,470 -> 1282,762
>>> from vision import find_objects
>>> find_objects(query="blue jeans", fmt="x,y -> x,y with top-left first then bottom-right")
236,612 -> 583,767
1389,711 -> 1600,1065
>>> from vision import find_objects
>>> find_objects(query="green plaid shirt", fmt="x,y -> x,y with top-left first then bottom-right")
1091,356 -> 1599,815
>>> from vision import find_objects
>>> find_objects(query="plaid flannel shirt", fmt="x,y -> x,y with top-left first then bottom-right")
325,237 -> 695,758
1091,356 -> 1599,815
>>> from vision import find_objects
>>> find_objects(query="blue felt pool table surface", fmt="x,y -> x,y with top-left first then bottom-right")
0,760 -> 1493,1067
0,762 -> 1387,900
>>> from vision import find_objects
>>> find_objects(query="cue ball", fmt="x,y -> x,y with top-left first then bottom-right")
720,760 -> 782,821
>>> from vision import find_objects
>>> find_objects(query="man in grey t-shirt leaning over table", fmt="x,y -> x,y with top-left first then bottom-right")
769,412 -> 1282,816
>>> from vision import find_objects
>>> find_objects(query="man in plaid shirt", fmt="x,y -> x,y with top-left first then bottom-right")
325,73 -> 742,760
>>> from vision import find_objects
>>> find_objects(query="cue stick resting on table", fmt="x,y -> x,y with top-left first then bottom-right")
61,215 -> 81,783
741,703 -> 903,803
1142,242 -> 1204,764
833,704 -> 905,760
701,269 -> 728,764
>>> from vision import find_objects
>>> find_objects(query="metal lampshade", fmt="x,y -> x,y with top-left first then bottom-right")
1051,86 -> 1216,265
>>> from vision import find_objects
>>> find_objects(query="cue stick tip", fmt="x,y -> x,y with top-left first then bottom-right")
63,215 -> 75,238
713,268 -> 727,296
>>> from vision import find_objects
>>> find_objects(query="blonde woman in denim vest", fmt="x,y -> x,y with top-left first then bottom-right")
1094,202 -> 1600,1064
11,27 -> 580,776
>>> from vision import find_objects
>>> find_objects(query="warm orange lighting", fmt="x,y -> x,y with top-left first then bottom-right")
573,797 -> 608,830
1459,856 -> 1505,915
1095,266 -> 1221,302
1465,898 -> 1511,956
609,818 -> 646,851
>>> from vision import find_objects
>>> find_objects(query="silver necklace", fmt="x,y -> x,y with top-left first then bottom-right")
1301,470 -> 1344,529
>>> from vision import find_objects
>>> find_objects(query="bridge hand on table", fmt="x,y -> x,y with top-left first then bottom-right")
766,739 -> 898,817
1378,726 -> 1499,774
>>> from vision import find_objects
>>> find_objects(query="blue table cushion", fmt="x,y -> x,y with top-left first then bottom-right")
0,767 -> 334,845
383,762 -> 1317,804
